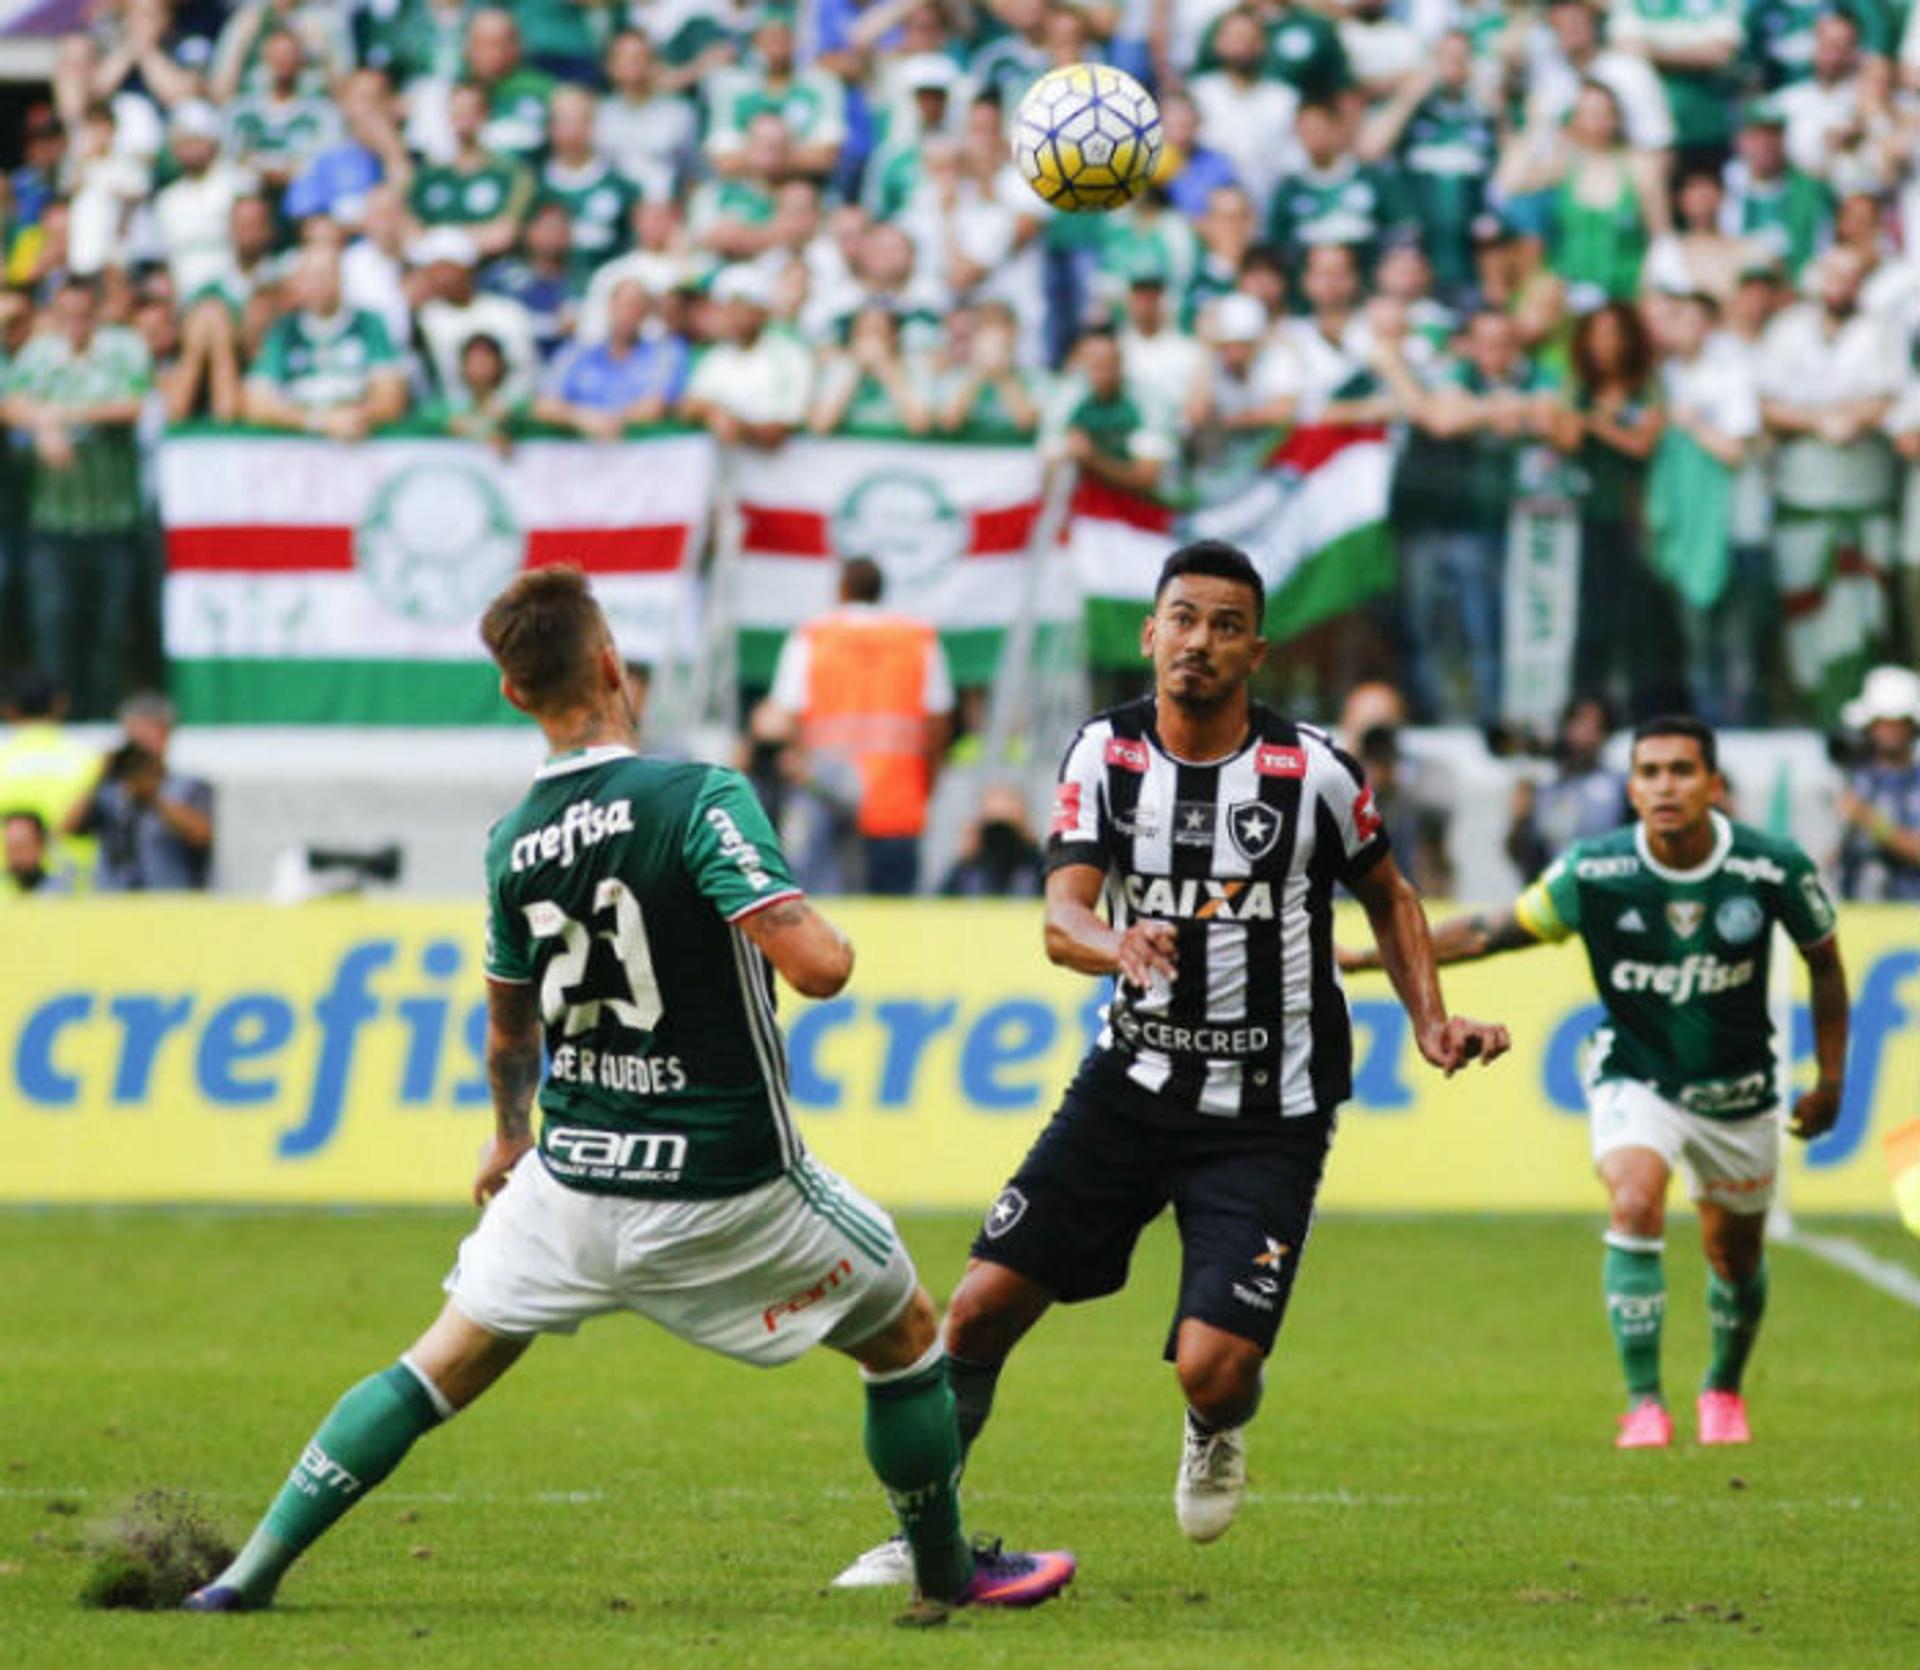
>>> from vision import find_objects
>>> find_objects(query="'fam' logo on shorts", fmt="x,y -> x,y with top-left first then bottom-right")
983,1187 -> 1028,1239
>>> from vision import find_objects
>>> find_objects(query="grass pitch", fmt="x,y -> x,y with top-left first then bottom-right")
2,1209 -> 1914,1670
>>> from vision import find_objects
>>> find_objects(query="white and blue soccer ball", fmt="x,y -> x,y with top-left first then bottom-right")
1012,63 -> 1164,213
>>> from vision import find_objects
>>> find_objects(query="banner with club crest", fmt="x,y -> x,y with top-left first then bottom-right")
160,428 -> 716,724
728,436 -> 1049,688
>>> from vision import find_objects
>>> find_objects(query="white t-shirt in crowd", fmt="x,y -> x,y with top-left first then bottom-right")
1189,72 -> 1302,218
1775,76 -> 1859,179
153,162 -> 254,298
1757,301 -> 1905,508
1523,42 -> 1676,153
684,327 -> 815,425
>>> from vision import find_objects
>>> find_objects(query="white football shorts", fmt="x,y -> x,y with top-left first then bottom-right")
1588,1076 -> 1779,1216
445,1153 -> 917,1365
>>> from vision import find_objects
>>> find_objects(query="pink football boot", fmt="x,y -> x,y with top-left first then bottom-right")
1615,1400 -> 1674,1449
1697,1390 -> 1752,1445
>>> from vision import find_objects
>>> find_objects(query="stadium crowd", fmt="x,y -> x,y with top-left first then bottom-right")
0,0 -> 1918,853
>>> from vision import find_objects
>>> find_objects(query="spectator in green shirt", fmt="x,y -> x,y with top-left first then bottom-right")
938,302 -> 1039,438
688,112 -> 788,261
242,247 -> 410,439
1358,35 -> 1496,302
1495,79 -> 1669,308
1187,0 -> 1351,99
354,0 -> 471,88
3,277 -> 153,718
1266,99 -> 1404,277
209,0 -> 352,102
410,80 -> 536,261
1720,99 -> 1830,279
1607,0 -> 1744,168
808,302 -> 933,435
1564,299 -> 1688,717
706,9 -> 848,183
1386,307 -> 1560,724
1748,0 -> 1893,90
1061,329 -> 1174,497
464,6 -> 558,160
226,26 -> 342,195
536,85 -> 640,281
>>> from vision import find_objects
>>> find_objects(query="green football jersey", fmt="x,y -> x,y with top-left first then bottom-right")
484,746 -> 806,1199
1516,813 -> 1837,1119
411,157 -> 533,228
1266,160 -> 1400,270
250,308 -> 398,410
227,93 -> 338,172
535,159 -> 639,279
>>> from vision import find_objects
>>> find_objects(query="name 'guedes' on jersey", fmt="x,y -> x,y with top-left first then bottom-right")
1046,698 -> 1392,1121
1515,811 -> 1838,1119
484,746 -> 805,1198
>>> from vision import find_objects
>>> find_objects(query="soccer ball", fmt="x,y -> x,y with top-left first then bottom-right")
1012,63 -> 1163,213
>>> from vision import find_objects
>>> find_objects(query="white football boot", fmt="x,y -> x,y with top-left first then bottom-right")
1175,1412 -> 1246,1543
829,1533 -> 915,1588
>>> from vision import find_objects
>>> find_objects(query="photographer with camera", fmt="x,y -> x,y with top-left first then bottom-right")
1835,666 -> 1920,902
61,692 -> 213,892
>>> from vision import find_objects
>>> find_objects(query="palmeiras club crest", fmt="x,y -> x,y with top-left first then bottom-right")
830,469 -> 966,592
1227,800 -> 1282,862
357,460 -> 521,624
1666,900 -> 1706,938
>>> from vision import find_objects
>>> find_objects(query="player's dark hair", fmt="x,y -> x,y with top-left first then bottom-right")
1155,541 -> 1266,626
840,556 -> 884,604
479,565 -> 608,711
1632,714 -> 1718,774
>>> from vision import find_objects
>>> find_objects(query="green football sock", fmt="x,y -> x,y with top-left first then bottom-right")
1603,1234 -> 1666,1403
863,1346 -> 973,1601
214,1359 -> 449,1602
946,1354 -> 1002,1461
1704,1261 -> 1768,1393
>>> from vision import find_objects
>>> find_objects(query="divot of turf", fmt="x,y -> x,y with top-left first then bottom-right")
78,1489 -> 233,1610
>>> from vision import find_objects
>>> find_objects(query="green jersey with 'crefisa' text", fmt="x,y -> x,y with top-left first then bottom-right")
484,746 -> 804,1197
1514,812 -> 1837,1119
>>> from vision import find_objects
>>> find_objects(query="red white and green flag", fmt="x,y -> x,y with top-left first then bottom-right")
729,436 -> 1048,686
1067,425 -> 1396,668
160,430 -> 715,724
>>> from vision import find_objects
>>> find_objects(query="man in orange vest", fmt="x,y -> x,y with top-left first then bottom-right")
768,557 -> 953,895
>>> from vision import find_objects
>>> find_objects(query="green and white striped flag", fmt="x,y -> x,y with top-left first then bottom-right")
160,429 -> 715,723
1064,424 -> 1396,669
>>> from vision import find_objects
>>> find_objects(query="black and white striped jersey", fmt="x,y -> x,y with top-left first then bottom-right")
1046,697 -> 1391,1121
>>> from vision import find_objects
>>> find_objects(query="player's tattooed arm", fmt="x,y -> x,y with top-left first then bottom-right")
476,979 -> 542,1205
485,980 -> 542,1138
1342,907 -> 1538,972
1432,909 -> 1540,965
741,896 -> 855,999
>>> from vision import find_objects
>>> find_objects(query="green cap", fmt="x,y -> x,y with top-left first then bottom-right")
1742,96 -> 1786,129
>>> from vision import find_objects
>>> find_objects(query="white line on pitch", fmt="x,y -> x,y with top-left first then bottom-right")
1772,1215 -> 1920,1311
0,1485 -> 1888,1513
